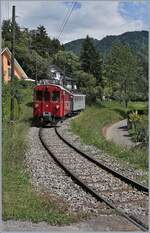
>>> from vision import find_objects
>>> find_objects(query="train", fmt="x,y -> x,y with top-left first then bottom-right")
33,83 -> 85,124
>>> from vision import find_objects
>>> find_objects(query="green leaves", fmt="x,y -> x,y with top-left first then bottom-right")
53,50 -> 80,75
106,42 -> 147,107
80,35 -> 102,84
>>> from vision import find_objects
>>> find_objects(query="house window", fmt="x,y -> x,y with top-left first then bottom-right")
7,60 -> 10,66
52,72 -> 56,78
8,67 -> 11,80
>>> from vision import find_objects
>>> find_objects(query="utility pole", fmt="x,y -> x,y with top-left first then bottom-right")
10,5 -> 15,121
63,65 -> 65,87
35,54 -> 37,85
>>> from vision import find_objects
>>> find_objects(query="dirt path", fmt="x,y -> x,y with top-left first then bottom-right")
2,215 -> 140,232
105,119 -> 136,148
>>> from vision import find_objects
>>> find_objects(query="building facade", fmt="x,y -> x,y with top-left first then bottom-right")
1,47 -> 29,83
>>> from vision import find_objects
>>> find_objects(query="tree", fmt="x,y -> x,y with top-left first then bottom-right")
30,25 -> 51,58
30,26 -> 63,58
73,70 -> 97,104
80,35 -> 102,83
106,43 -> 141,107
53,51 -> 80,76
2,19 -> 22,46
51,38 -> 64,54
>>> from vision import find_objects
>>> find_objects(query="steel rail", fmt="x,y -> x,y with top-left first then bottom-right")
39,127 -> 148,231
55,127 -> 148,193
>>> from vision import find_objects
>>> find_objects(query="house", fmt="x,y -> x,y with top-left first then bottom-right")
48,64 -> 64,84
1,47 -> 30,83
48,64 -> 77,91
63,76 -> 77,91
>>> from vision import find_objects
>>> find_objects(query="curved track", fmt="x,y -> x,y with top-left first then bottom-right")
39,126 -> 148,231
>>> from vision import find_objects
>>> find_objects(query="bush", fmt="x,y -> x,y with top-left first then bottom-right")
129,113 -> 148,143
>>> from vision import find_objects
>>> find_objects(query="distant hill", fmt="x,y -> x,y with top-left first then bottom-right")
64,31 -> 148,57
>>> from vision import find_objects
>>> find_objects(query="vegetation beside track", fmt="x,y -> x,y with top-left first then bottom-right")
2,82 -> 80,224
70,101 -> 148,178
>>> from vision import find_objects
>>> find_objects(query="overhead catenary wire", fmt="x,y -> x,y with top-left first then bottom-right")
57,1 -> 74,39
57,1 -> 77,40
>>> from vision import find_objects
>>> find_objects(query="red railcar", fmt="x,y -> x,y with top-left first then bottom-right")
33,84 -> 73,123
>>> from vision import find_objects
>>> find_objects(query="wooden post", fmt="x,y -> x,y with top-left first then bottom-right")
10,5 -> 15,121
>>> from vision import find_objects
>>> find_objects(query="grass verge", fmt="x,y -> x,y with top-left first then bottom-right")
70,101 -> 148,176
2,85 -> 79,225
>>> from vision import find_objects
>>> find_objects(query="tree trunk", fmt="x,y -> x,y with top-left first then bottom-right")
125,99 -> 128,108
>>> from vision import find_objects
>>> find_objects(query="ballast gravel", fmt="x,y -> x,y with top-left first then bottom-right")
41,126 -> 148,219
58,117 -> 148,185
25,126 -> 109,216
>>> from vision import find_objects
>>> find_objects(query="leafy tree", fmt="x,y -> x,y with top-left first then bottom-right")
53,51 -> 80,76
2,19 -> 22,46
2,20 -> 12,42
80,35 -> 102,83
73,70 -> 97,104
51,38 -> 64,54
106,43 -> 142,107
30,26 -> 63,58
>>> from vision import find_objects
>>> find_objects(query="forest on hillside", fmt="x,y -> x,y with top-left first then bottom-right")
64,31 -> 148,58
2,20 -> 148,106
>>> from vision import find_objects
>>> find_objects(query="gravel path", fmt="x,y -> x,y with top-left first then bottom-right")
3,215 -> 140,232
105,119 -> 135,148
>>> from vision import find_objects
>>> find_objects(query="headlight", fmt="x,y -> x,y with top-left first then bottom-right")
35,103 -> 39,108
56,104 -> 60,110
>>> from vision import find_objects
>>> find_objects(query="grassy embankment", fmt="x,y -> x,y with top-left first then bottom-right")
2,83 -> 77,224
71,101 -> 148,182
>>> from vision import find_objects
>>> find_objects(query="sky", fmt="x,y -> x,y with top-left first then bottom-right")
1,0 -> 149,44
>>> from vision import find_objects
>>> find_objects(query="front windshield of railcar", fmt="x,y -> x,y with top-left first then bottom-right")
44,91 -> 50,101
51,91 -> 60,101
35,90 -> 43,101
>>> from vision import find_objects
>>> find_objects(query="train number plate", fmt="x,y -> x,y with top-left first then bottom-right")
43,112 -> 51,116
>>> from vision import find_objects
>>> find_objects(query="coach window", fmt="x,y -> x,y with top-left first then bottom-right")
36,91 -> 43,101
52,91 -> 60,101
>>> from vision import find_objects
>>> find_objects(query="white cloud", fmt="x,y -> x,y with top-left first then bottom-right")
1,0 -> 147,43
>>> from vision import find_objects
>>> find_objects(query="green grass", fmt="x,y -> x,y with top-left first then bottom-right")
2,85 -> 79,224
70,101 -> 148,177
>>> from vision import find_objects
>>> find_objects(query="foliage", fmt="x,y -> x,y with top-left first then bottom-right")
30,25 -> 63,58
73,70 -> 98,104
80,35 -> 102,83
128,111 -> 148,143
64,31 -> 148,59
65,32 -> 148,103
106,43 -> 144,107
129,111 -> 142,123
2,20 -> 63,81
53,50 -> 80,76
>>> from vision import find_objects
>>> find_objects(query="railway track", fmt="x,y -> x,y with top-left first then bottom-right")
39,125 -> 149,231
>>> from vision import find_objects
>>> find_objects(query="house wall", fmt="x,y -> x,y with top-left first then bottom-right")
2,51 -> 24,83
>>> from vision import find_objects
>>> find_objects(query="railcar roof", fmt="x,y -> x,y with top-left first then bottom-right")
34,84 -> 73,95
34,84 -> 86,97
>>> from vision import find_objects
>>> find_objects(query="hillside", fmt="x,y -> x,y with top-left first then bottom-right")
64,31 -> 148,57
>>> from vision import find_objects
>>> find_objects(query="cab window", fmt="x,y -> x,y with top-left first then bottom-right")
44,91 -> 50,101
51,91 -> 60,101
35,91 -> 43,101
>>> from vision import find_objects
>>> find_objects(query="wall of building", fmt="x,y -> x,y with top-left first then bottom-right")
2,51 -> 24,83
